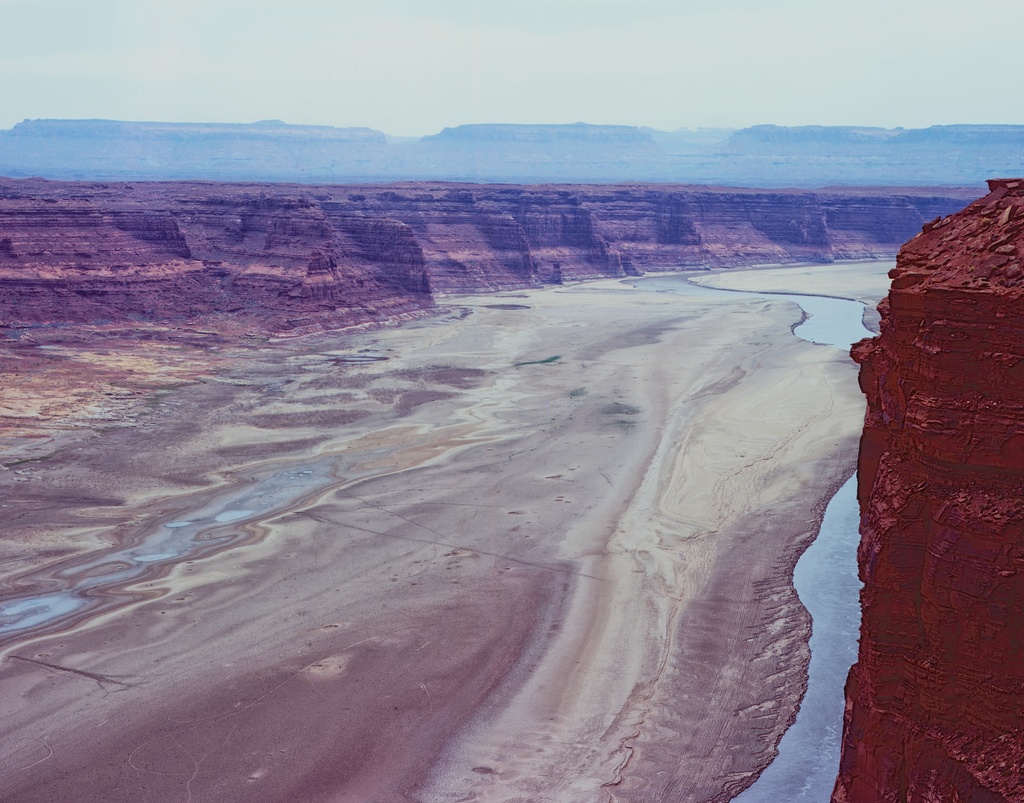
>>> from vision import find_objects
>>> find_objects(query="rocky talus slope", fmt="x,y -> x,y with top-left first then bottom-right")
0,178 -> 974,333
835,180 -> 1024,801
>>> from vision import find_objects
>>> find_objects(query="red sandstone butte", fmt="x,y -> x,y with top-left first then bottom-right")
835,179 -> 1024,802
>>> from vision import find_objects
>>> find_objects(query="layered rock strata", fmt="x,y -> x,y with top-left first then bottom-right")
0,178 -> 974,333
835,179 -> 1024,801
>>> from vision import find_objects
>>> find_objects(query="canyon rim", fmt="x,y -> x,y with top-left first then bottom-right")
0,172 -> 1016,802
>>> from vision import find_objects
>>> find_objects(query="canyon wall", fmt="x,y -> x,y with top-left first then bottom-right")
835,180 -> 1024,801
0,178 -> 974,333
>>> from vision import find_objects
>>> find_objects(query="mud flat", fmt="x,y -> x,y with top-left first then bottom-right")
690,259 -> 893,304
0,263 -> 889,802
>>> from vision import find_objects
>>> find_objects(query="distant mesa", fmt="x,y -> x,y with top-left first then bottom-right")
423,122 -> 653,144
1,119 -> 1023,185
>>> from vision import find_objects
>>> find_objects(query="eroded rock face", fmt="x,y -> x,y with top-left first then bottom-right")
0,178 -> 975,333
835,179 -> 1024,802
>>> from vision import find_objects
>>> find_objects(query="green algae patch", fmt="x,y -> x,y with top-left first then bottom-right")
514,355 -> 562,367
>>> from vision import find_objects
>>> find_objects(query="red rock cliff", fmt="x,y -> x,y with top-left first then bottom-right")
835,180 -> 1024,802
0,178 -> 975,334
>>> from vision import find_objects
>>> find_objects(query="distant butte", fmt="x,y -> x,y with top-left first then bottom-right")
0,178 -> 976,335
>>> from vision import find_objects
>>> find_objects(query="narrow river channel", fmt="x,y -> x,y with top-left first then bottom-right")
633,273 -> 872,803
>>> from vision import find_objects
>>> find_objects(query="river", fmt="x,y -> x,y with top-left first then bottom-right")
633,273 -> 870,803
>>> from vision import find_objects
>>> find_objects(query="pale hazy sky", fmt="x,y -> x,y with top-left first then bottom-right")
1,0 -> 1021,135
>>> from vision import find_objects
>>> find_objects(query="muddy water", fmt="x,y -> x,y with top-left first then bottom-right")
0,422 -> 487,645
734,476 -> 862,802
0,460 -> 336,639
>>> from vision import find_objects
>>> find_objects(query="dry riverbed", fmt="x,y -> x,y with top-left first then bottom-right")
0,263 -> 891,802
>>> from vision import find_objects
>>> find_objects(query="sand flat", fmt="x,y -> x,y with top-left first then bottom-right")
690,258 -> 895,304
0,265 -> 885,802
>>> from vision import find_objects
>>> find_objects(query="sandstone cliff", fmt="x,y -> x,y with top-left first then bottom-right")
835,180 -> 1024,801
0,178 -> 975,333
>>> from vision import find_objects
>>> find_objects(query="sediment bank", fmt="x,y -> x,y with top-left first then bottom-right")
0,262 -> 890,801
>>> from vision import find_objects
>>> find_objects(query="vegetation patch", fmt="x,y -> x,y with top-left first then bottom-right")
514,355 -> 562,367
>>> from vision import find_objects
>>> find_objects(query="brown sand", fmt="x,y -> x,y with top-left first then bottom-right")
0,263 -> 891,802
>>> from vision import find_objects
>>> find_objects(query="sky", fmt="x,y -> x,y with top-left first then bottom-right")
1,0 -> 1023,136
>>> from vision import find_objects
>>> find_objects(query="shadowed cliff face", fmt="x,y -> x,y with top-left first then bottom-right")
836,180 -> 1024,802
0,178 -> 975,334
